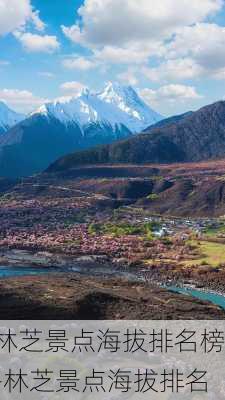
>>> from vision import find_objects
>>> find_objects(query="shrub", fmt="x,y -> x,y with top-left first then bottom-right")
88,223 -> 102,235
87,221 -> 161,239
147,193 -> 159,201
161,237 -> 173,246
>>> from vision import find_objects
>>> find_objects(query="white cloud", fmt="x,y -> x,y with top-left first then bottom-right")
142,58 -> 204,82
117,69 -> 138,86
0,60 -> 10,66
140,84 -> 202,106
0,0 -> 59,55
62,44 -> 156,75
61,24 -> 82,44
0,88 -> 48,113
62,56 -> 97,70
93,44 -> 161,64
14,32 -> 60,53
62,0 -> 222,47
30,10 -> 45,32
212,68 -> 225,79
60,81 -> 86,95
163,23 -> 225,79
0,0 -> 31,36
61,0 -> 223,75
0,0 -> 45,36
139,22 -> 225,83
167,23 -> 225,62
38,72 -> 55,78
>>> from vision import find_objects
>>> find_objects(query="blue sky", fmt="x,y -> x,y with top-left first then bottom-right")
1,0 -> 225,116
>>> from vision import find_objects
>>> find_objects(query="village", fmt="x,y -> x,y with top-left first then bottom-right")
0,168 -> 225,319
0,182 -> 225,284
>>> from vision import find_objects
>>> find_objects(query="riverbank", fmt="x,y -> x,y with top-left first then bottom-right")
0,273 -> 223,319
2,248 -> 225,314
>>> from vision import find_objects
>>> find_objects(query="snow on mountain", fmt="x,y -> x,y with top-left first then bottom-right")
0,101 -> 25,134
32,83 -> 163,133
33,90 -> 130,131
97,82 -> 163,131
0,83 -> 164,177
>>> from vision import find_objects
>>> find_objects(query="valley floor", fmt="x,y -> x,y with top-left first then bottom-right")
1,161 -> 225,318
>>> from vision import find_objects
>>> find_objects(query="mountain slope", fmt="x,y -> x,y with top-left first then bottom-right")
0,114 -> 130,178
143,111 -> 193,132
47,101 -> 225,172
0,84 -> 162,178
0,102 -> 25,135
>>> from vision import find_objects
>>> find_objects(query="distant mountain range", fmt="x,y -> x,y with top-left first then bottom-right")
48,101 -> 225,172
0,101 -> 25,135
0,83 -> 163,178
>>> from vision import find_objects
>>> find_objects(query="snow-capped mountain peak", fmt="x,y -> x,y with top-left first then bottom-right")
32,82 -> 163,133
0,101 -> 25,134
0,83 -> 164,178
33,92 -> 134,130
97,82 -> 163,130
98,81 -> 137,103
